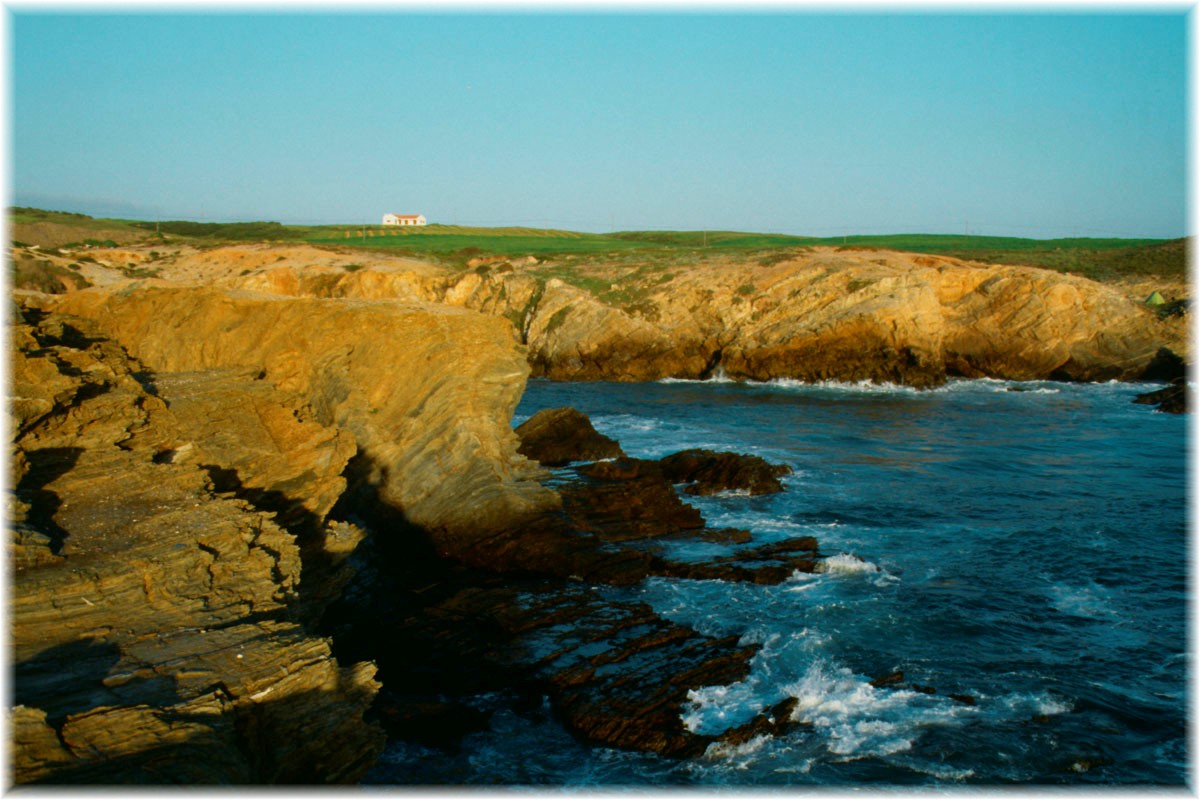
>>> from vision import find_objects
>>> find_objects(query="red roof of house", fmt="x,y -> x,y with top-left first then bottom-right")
389,214 -> 423,219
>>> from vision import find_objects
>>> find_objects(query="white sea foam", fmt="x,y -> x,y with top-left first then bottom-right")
752,377 -> 926,394
703,734 -> 772,763
682,681 -> 768,735
816,553 -> 900,586
782,660 -> 967,758
818,553 -> 880,575
659,370 -> 735,385
993,691 -> 1073,718
1048,582 -> 1116,620
908,762 -> 977,781
590,413 -> 668,433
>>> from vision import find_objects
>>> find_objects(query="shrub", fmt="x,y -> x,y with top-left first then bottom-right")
11,259 -> 92,293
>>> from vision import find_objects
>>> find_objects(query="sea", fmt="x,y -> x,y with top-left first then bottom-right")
368,376 -> 1190,787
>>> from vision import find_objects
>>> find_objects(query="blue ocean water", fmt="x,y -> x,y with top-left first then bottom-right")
373,377 -> 1189,786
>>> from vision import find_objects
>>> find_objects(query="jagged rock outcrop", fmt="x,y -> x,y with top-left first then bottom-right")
1133,379 -> 1189,413
55,243 -> 1186,387
658,449 -> 793,496
515,406 -> 625,466
519,253 -> 1186,386
45,286 -> 560,559
9,306 -> 384,783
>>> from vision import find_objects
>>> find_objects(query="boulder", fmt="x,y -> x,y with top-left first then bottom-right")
1133,378 -> 1189,414
563,458 -> 705,541
658,449 -> 792,495
515,406 -> 625,466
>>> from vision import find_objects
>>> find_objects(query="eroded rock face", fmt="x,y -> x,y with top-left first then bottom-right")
220,247 -> 1174,386
9,306 -> 384,784
46,286 -> 560,559
12,282 -> 833,781
60,243 -> 1187,386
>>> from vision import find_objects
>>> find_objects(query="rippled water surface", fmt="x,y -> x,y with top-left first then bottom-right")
370,378 -> 1188,786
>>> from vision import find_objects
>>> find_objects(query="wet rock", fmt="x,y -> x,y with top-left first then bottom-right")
663,536 -> 821,584
714,698 -> 804,748
373,695 -> 492,751
563,458 -> 704,541
696,527 -> 754,545
869,671 -> 905,688
327,558 -> 765,759
1133,378 -> 1188,413
516,586 -> 761,757
1139,347 -> 1187,382
516,406 -> 625,466
948,693 -> 977,706
658,449 -> 792,496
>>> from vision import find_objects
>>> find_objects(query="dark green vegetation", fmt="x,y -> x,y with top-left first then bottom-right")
131,220 -> 294,240
7,207 -> 1188,282
10,251 -> 93,293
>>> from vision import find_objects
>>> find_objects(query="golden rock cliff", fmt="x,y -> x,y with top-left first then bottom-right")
10,307 -> 383,783
142,244 -> 1184,386
48,286 -> 559,546
12,283 -> 562,783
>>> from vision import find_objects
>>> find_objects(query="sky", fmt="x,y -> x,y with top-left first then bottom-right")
8,9 -> 1191,238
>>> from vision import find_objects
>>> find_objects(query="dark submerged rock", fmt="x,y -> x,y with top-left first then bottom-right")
325,409 -> 829,761
658,449 -> 792,496
869,671 -> 905,688
1139,347 -> 1187,382
1133,378 -> 1189,413
715,698 -> 805,748
565,458 -> 704,541
515,407 -> 625,466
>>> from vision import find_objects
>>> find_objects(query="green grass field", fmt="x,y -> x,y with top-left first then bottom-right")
8,207 -> 1188,282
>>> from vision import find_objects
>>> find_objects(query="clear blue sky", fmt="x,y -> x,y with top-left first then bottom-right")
10,11 -> 1189,238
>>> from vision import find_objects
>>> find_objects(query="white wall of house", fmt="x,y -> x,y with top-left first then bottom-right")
382,214 -> 427,226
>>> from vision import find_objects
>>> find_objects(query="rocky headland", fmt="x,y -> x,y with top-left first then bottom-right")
28,241 -> 1185,386
8,239 -> 1189,782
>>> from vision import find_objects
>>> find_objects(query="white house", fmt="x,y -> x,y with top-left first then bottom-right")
382,213 -> 427,226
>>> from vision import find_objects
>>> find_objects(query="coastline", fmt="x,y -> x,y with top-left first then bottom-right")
7,241 -> 1189,783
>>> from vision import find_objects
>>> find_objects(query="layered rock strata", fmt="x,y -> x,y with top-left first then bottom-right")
46,286 -> 560,559
21,286 -> 831,774
10,306 -> 384,783
128,244 -> 1188,387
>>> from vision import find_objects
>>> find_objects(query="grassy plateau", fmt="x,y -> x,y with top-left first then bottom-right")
7,207 -> 1188,284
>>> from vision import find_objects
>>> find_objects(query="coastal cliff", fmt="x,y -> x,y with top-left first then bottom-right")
47,286 -> 559,549
11,286 -> 838,778
76,242 -> 1184,386
10,286 -> 557,782
10,306 -> 383,783
8,240 -> 1189,782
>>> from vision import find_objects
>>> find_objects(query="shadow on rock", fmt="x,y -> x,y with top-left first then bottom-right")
16,447 -> 83,555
